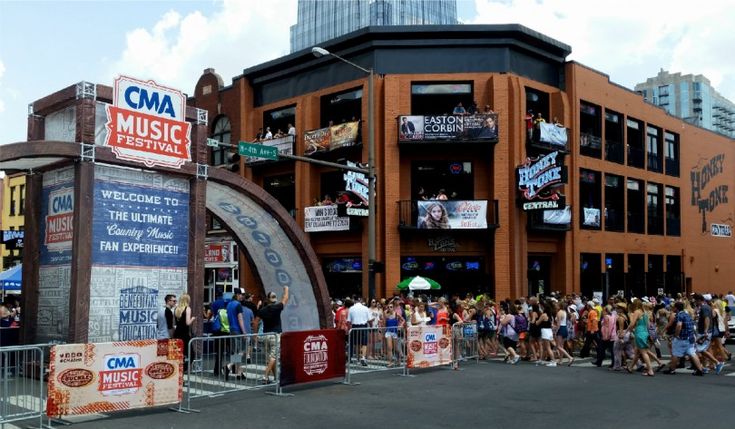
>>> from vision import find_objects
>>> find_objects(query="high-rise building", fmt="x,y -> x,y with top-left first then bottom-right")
634,69 -> 735,138
290,0 -> 458,52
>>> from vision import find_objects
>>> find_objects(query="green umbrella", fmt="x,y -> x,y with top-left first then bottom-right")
397,276 -> 441,291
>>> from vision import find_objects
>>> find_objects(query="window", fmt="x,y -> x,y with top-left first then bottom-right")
646,125 -> 662,173
627,254 -> 645,298
627,178 -> 645,234
658,85 -> 669,97
666,255 -> 683,294
647,182 -> 663,235
604,110 -> 624,164
9,186 -> 16,216
265,174 -> 296,217
263,105 -> 296,138
580,253 -> 601,299
665,186 -> 680,236
647,255 -> 664,296
210,116 -> 231,166
410,82 -> 473,116
626,118 -> 644,169
411,160 -> 474,200
579,169 -> 601,229
580,101 -> 602,158
18,184 -> 25,216
525,87 -> 550,124
664,131 -> 680,177
320,87 -> 363,128
604,174 -> 624,232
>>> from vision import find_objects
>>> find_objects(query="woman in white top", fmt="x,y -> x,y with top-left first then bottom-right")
411,302 -> 431,326
554,301 -> 574,366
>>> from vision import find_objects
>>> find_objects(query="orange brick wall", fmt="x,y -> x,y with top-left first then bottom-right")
193,63 -> 735,299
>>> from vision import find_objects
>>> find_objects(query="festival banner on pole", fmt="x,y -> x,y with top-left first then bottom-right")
46,339 -> 183,418
279,329 -> 346,387
304,205 -> 350,232
406,326 -> 452,369
416,200 -> 488,229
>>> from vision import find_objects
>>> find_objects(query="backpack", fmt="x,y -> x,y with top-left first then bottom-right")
212,308 -> 230,334
514,314 -> 528,333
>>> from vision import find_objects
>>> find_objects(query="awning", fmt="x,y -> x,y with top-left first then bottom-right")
0,264 -> 22,291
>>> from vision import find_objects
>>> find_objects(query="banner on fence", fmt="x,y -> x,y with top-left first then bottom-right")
406,326 -> 452,369
46,339 -> 183,417
279,329 -> 346,386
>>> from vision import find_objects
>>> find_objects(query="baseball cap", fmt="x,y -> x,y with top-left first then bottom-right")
703,293 -> 712,301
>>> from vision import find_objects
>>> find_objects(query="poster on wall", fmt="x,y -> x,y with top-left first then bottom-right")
416,200 -> 487,229
38,167 -> 75,343
304,121 -> 360,155
88,165 -> 189,343
398,114 -> 499,141
46,339 -> 183,418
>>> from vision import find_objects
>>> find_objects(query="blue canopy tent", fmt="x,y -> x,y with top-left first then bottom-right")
0,264 -> 22,296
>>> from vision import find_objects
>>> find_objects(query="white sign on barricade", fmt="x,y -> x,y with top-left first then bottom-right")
46,339 -> 183,418
406,326 -> 452,370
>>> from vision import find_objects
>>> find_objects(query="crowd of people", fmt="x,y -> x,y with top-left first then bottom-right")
328,291 -> 734,376
0,297 -> 21,329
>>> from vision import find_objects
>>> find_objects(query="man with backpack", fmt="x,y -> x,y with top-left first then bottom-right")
210,290 -> 231,376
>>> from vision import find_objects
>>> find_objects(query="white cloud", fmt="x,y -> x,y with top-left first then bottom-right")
470,0 -> 735,100
0,59 -> 6,113
108,0 -> 297,96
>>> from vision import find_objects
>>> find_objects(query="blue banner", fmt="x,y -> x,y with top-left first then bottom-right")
91,180 -> 189,267
39,184 -> 74,266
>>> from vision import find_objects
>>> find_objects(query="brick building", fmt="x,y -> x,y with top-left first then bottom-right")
190,25 -> 734,300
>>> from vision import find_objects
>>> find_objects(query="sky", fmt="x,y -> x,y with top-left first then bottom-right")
0,0 -> 734,145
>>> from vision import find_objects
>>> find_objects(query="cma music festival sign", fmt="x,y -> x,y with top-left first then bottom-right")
104,76 -> 192,168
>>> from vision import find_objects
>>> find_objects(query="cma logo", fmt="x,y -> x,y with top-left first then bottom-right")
424,333 -> 437,342
52,194 -> 73,214
105,354 -> 140,370
123,86 -> 176,118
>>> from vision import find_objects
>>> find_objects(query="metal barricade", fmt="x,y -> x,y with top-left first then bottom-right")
175,332 -> 281,413
452,322 -> 479,366
344,326 -> 407,384
0,345 -> 53,428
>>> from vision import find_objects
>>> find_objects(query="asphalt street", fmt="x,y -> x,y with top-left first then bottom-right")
30,343 -> 735,429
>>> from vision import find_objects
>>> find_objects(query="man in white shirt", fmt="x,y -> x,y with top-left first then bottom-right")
725,291 -> 735,308
287,123 -> 296,136
348,297 -> 373,366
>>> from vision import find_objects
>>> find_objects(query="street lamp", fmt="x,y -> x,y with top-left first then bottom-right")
312,46 -> 377,300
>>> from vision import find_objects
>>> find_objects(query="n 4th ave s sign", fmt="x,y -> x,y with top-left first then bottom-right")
239,142 -> 279,161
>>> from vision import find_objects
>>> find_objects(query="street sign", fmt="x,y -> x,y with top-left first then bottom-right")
238,142 -> 279,160
206,138 -> 220,147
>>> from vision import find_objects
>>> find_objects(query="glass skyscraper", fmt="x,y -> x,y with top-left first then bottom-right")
635,69 -> 735,138
290,0 -> 458,53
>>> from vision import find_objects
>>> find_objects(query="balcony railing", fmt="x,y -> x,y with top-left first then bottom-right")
398,199 -> 498,230
528,123 -> 569,152
580,132 -> 602,158
398,114 -> 499,144
605,139 -> 625,164
244,134 -> 296,165
527,206 -> 571,232
304,121 -> 361,156
647,153 -> 662,173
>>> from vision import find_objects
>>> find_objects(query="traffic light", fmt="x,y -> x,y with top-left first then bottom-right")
225,152 -> 240,173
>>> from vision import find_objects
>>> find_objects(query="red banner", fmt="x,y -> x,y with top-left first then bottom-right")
279,329 -> 345,386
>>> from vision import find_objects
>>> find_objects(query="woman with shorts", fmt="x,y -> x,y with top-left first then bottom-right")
528,303 -> 542,361
383,302 -> 404,367
536,303 -> 556,366
498,306 -> 520,364
554,301 -> 574,366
